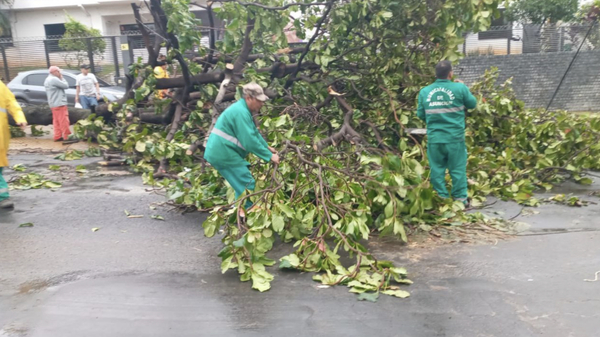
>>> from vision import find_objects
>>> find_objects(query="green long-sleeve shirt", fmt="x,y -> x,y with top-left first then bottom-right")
417,79 -> 477,144
204,99 -> 272,169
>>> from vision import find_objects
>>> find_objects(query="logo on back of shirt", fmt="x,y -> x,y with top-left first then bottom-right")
426,87 -> 455,107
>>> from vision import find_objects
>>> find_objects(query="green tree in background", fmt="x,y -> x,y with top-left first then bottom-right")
505,0 -> 579,24
0,0 -> 13,37
505,0 -> 579,52
58,14 -> 106,68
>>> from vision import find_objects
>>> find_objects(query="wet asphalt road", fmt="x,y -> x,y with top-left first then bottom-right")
1,154 -> 599,337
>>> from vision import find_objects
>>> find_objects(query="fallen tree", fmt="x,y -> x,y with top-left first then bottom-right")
10,105 -> 92,126
69,0 -> 600,300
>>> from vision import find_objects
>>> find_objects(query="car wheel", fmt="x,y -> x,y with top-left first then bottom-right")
16,99 -> 28,108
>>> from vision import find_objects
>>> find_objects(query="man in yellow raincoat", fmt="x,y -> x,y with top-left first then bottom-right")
1,81 -> 28,210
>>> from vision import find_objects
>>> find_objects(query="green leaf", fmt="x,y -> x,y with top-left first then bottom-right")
19,223 -> 34,228
151,215 -> 165,220
43,181 -> 62,189
279,259 -> 293,269
278,204 -> 294,218
381,11 -> 393,19
75,165 -> 88,173
384,201 -> 394,217
279,254 -> 300,269
135,141 -> 147,153
49,165 -> 61,171
251,265 -> 274,292
221,256 -> 236,273
272,213 -> 285,232
419,224 -> 432,232
252,277 -> 271,292
357,292 -> 379,302
233,236 -> 246,248
12,164 -> 27,172
169,191 -> 185,200
262,228 -> 273,238
381,289 -> 410,298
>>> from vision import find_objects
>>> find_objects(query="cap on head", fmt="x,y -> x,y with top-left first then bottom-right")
242,82 -> 269,102
80,64 -> 90,69
48,66 -> 60,73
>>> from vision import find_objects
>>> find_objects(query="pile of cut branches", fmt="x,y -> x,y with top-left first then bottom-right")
69,0 -> 600,299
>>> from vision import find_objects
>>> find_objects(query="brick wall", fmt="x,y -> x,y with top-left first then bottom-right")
458,51 -> 600,111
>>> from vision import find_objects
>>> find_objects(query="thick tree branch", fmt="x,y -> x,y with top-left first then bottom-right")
233,16 -> 256,74
285,0 -> 334,89
155,72 -> 224,89
315,95 -> 333,111
315,90 -> 364,151
203,1 -> 218,73
132,3 -> 157,68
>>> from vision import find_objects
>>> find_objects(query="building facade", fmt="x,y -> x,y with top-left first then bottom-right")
1,0 -> 215,40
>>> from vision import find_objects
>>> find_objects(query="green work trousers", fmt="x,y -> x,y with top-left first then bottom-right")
0,167 -> 9,201
216,165 -> 255,209
427,142 -> 468,202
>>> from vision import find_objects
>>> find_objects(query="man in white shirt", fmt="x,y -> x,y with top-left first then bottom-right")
75,64 -> 101,113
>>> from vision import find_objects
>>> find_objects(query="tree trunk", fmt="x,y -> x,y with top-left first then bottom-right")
10,105 -> 92,126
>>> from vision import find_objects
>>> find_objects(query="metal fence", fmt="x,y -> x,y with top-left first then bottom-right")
0,30 -> 214,84
0,35 -> 126,85
460,23 -> 600,56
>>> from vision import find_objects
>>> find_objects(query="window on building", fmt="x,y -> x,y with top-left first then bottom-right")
44,23 -> 66,52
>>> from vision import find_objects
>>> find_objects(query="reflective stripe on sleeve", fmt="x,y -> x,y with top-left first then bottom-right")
211,128 -> 246,151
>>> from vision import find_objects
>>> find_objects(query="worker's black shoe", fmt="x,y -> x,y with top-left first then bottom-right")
0,199 -> 15,210
457,198 -> 471,209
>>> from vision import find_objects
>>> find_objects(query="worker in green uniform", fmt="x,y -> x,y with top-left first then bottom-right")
417,60 -> 477,206
204,83 -> 280,216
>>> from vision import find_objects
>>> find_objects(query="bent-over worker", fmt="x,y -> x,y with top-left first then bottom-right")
204,83 -> 279,215
417,60 -> 477,206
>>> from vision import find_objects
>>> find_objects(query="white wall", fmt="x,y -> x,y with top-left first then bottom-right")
6,1 -> 207,39
5,0 -> 145,11
7,3 -> 156,39
458,27 -> 525,56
